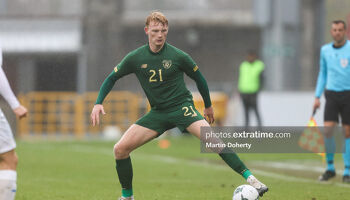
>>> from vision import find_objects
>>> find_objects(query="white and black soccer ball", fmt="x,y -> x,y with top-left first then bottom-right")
232,185 -> 259,200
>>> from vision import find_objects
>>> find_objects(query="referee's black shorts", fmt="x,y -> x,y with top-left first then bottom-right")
324,90 -> 350,125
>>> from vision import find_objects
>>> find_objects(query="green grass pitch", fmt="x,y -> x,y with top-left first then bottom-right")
15,136 -> 350,199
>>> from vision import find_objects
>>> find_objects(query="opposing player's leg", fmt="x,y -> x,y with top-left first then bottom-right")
114,124 -> 159,200
0,150 -> 18,169
0,110 -> 17,200
0,150 -> 18,200
186,119 -> 268,197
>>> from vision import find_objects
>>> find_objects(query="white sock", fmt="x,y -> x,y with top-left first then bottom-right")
0,170 -> 17,200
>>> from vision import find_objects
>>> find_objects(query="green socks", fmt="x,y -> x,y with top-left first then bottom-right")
122,189 -> 133,198
219,151 -> 251,180
242,169 -> 252,180
115,152 -> 251,198
116,157 -> 133,197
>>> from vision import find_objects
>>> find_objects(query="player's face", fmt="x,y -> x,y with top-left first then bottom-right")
330,23 -> 346,44
145,21 -> 168,51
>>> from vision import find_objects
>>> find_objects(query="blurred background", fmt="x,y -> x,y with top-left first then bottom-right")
1,0 -> 350,138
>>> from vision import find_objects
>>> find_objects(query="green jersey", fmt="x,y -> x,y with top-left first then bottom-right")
98,43 -> 211,110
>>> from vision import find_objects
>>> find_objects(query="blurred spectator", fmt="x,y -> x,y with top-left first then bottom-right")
238,50 -> 264,127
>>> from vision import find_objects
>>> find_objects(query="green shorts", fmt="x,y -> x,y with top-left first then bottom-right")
135,101 -> 204,135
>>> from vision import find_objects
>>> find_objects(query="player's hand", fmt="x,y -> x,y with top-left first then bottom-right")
204,106 -> 215,124
91,104 -> 106,126
313,98 -> 320,112
13,105 -> 27,119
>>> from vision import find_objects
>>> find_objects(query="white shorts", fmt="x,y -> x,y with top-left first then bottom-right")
0,109 -> 16,154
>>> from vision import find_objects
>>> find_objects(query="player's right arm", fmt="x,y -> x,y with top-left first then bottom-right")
91,56 -> 134,126
0,53 -> 27,119
313,48 -> 327,111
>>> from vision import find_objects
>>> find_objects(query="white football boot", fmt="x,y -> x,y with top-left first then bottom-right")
247,175 -> 269,197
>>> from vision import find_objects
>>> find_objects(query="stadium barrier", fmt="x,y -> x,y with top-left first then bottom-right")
17,91 -> 141,138
17,91 -> 228,138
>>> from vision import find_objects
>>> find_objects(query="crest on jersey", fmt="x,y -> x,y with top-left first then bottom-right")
340,58 -> 348,68
162,60 -> 172,69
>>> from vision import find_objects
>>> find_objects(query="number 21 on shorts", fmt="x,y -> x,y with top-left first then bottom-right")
182,106 -> 198,117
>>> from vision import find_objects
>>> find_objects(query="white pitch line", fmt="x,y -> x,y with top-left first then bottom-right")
252,161 -> 326,173
138,154 -> 350,188
69,144 -> 350,188
251,160 -> 344,175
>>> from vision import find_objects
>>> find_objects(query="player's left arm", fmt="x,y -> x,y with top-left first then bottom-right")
180,55 -> 214,124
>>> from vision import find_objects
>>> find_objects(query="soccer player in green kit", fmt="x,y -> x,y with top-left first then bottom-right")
90,11 -> 268,200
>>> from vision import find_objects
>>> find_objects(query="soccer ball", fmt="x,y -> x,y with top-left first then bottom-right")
232,185 -> 259,200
